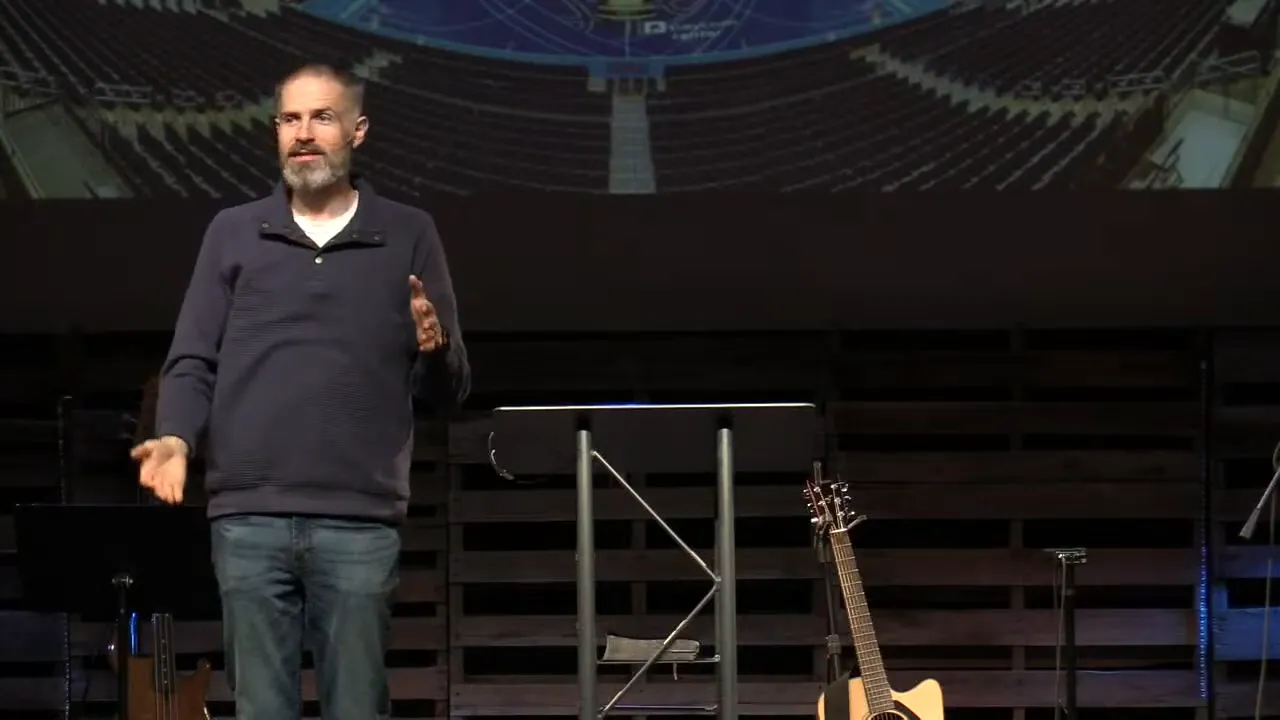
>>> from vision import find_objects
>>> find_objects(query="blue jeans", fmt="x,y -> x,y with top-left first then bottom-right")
210,515 -> 400,719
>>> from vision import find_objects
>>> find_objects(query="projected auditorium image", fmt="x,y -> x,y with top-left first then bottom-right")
0,0 -> 1276,198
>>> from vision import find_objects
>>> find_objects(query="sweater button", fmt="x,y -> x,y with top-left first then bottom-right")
314,256 -> 323,264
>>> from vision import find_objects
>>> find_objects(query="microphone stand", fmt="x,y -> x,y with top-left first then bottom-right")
1048,548 -> 1087,720
816,531 -> 844,683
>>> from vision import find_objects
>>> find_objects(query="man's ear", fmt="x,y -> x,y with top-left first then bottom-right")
352,115 -> 369,148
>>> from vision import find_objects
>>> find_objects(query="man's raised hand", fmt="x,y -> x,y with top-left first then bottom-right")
409,275 -> 446,352
130,436 -> 189,505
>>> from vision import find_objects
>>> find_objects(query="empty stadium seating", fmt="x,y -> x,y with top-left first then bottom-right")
0,0 -> 612,196
0,0 -> 311,105
648,45 -> 1129,192
0,0 -> 1175,196
879,0 -> 1225,97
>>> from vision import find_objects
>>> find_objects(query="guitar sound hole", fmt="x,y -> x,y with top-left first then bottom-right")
868,713 -> 907,720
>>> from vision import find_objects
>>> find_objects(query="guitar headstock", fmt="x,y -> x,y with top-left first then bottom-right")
804,473 -> 864,535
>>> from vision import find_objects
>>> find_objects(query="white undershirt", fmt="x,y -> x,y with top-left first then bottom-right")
294,193 -> 359,247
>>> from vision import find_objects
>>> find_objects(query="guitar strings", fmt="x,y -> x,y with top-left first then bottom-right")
830,534 -> 894,713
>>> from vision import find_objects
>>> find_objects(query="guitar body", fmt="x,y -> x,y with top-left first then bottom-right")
109,619 -> 213,720
119,655 -> 213,720
818,676 -> 945,720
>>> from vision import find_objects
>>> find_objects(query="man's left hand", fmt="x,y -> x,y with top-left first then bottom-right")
409,275 -> 447,353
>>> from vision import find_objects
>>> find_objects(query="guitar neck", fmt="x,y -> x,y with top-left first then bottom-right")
152,613 -> 177,694
828,529 -> 895,711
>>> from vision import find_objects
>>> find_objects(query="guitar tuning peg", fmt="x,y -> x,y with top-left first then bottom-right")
849,514 -> 868,527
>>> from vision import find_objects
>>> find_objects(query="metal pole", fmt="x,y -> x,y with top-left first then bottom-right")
1063,559 -> 1077,720
576,429 -> 597,720
716,426 -> 738,720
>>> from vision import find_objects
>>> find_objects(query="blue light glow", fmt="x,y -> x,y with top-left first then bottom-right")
128,612 -> 139,655
1196,523 -> 1209,701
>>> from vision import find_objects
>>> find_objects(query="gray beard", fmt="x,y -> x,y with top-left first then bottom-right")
281,153 -> 349,192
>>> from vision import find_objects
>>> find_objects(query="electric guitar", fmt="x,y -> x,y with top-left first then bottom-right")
107,612 -> 213,720
805,476 -> 945,720
102,375 -> 213,719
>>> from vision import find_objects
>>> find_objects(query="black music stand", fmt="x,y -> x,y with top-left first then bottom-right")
13,504 -> 217,716
489,402 -> 820,720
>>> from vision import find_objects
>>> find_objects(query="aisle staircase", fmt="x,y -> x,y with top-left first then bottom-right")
608,88 -> 656,194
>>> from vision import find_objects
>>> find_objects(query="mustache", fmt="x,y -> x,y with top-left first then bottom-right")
288,145 -> 325,157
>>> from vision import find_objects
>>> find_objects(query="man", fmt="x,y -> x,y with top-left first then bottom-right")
131,63 -> 470,719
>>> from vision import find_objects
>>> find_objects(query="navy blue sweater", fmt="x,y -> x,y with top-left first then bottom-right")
156,179 -> 470,524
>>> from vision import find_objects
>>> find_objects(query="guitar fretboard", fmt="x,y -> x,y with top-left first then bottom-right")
829,529 -> 895,713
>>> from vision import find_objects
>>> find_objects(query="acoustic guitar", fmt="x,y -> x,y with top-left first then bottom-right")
804,476 -> 945,720
102,375 -> 213,719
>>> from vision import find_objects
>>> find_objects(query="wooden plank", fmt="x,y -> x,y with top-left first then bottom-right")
449,670 -> 1200,714
0,665 -> 446,709
1210,417 -> 1280,457
1213,331 -> 1280,382
1213,406 -> 1280,425
0,456 -> 58,488
1217,489 -> 1268,522
1213,406 -> 1280,458
1219,679 -> 1280,717
0,515 -> 445,555
411,419 -> 450,462
409,463 -> 451,504
44,339 -> 1196,393
467,336 -> 829,392
0,613 -> 447,662
828,401 -> 1201,435
451,548 -> 1198,585
453,609 -> 1194,647
1020,349 -> 1195,387
1219,545 -> 1280,579
399,568 -> 446,603
1215,608 -> 1280,661
839,450 -> 1198,483
0,566 -> 18,600
450,481 -> 1200,524
466,341 -> 1192,391
840,349 -> 1194,389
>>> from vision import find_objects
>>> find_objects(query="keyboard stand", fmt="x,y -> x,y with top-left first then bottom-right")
489,402 -> 819,720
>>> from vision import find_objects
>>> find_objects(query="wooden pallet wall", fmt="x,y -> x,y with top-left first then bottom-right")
445,329 -> 1212,719
0,329 -> 1275,719
1211,330 -> 1280,719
